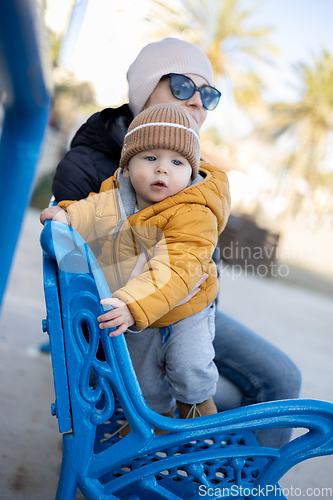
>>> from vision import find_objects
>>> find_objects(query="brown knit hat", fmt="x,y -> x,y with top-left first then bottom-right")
120,103 -> 200,179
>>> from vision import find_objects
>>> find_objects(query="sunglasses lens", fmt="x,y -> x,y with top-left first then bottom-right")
169,74 -> 221,110
170,74 -> 195,100
201,86 -> 221,111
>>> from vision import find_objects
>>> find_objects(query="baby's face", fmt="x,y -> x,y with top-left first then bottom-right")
123,149 -> 192,211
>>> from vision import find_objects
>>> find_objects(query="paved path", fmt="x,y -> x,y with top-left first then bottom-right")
0,208 -> 332,499
217,262 -> 333,498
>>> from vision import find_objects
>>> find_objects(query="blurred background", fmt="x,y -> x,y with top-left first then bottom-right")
6,0 -> 330,290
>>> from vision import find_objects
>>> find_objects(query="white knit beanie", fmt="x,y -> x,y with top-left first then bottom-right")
127,38 -> 214,117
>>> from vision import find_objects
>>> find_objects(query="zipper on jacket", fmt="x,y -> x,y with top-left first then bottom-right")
112,219 -> 123,240
111,179 -> 125,289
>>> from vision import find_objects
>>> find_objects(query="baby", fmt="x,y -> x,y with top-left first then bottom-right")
41,103 -> 231,424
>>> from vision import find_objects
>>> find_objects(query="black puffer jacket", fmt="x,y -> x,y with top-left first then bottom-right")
52,104 -> 133,202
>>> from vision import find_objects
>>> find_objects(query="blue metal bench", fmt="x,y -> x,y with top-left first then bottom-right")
40,220 -> 333,500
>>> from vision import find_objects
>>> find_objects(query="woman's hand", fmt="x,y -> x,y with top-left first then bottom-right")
40,206 -> 71,225
98,298 -> 135,336
176,273 -> 209,306
128,248 -> 150,281
128,248 -> 209,306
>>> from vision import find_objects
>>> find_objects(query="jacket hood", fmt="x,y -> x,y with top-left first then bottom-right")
116,167 -> 204,218
70,104 -> 133,155
123,161 -> 230,235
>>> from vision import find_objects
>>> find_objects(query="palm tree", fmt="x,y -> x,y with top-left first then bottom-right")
147,0 -> 278,113
262,49 -> 333,224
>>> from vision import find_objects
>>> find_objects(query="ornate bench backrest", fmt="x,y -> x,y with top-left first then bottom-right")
40,221 -> 152,440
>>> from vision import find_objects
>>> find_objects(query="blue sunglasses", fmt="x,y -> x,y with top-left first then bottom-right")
165,73 -> 221,111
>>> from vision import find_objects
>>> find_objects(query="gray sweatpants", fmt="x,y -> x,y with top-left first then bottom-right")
125,303 -> 218,413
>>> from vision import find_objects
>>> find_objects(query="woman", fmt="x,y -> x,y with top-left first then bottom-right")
52,37 -> 301,448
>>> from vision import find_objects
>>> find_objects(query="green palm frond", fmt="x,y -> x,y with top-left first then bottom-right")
262,49 -> 333,223
266,49 -> 333,137
147,0 -> 277,112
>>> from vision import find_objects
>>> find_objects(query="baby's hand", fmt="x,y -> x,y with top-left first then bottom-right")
98,298 -> 135,337
40,206 -> 71,225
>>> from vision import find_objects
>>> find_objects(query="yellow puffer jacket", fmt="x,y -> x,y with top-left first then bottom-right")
59,161 -> 230,330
